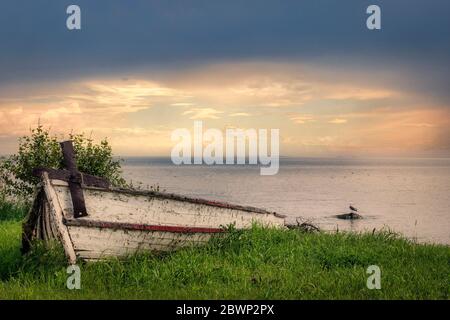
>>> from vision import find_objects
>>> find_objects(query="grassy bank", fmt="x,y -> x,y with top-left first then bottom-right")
0,200 -> 449,299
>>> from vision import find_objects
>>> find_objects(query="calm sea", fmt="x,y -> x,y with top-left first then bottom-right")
121,157 -> 450,245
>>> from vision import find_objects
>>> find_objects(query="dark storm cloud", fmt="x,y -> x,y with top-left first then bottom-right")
0,0 -> 449,100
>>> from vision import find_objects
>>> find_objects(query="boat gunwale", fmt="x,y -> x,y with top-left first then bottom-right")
50,179 -> 287,219
63,218 -> 226,234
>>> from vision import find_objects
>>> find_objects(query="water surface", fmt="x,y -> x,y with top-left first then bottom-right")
122,157 -> 450,245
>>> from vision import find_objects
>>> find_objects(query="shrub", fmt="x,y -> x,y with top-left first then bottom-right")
0,125 -> 127,199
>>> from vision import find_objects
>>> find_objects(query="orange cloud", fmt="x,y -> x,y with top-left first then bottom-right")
0,62 -> 448,156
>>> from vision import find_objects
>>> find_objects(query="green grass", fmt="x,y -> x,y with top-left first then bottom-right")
0,200 -> 449,299
0,197 -> 28,222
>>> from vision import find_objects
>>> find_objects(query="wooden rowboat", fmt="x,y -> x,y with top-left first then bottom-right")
22,141 -> 286,263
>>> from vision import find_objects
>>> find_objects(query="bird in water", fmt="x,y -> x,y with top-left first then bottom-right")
348,205 -> 360,219
336,205 -> 362,219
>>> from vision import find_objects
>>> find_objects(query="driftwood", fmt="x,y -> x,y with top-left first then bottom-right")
285,218 -> 320,233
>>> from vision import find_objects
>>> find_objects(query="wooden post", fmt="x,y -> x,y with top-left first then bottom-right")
60,141 -> 88,218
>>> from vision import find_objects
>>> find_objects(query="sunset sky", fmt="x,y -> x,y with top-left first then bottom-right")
1,1 -> 449,157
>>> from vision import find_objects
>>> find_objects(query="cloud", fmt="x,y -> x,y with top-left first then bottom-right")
289,114 -> 315,124
171,102 -> 196,107
74,80 -> 188,114
1,0 -> 449,104
1,62 -> 449,156
328,118 -> 347,124
0,79 -> 188,139
401,123 -> 436,128
158,62 -> 409,111
182,108 -> 223,119
324,87 -> 396,101
229,112 -> 251,117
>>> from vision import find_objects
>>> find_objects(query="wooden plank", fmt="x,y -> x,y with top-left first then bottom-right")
67,226 -> 213,260
21,187 -> 43,254
64,218 -> 225,234
60,141 -> 87,218
41,172 -> 77,264
52,184 -> 285,229
42,204 -> 52,241
36,204 -> 43,240
49,179 -> 285,218
70,230 -> 210,250
60,141 -> 77,171
33,167 -> 110,189
46,201 -> 59,239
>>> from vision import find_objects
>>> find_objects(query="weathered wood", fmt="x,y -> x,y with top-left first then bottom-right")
21,187 -> 43,254
50,179 -> 285,218
60,141 -> 77,171
43,200 -> 59,241
33,167 -> 110,188
60,141 -> 88,218
51,183 -> 284,229
67,226 -> 214,260
51,178 -> 285,261
42,203 -> 52,241
26,167 -> 287,263
64,218 -> 225,234
41,172 -> 77,264
36,202 -> 43,240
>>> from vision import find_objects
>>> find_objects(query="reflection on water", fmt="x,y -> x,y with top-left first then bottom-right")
121,157 -> 450,245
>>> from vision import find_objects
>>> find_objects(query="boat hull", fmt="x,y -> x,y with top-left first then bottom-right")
23,174 -> 286,262
67,224 -> 215,261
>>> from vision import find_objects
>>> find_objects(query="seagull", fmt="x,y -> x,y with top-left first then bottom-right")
349,205 -> 358,212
